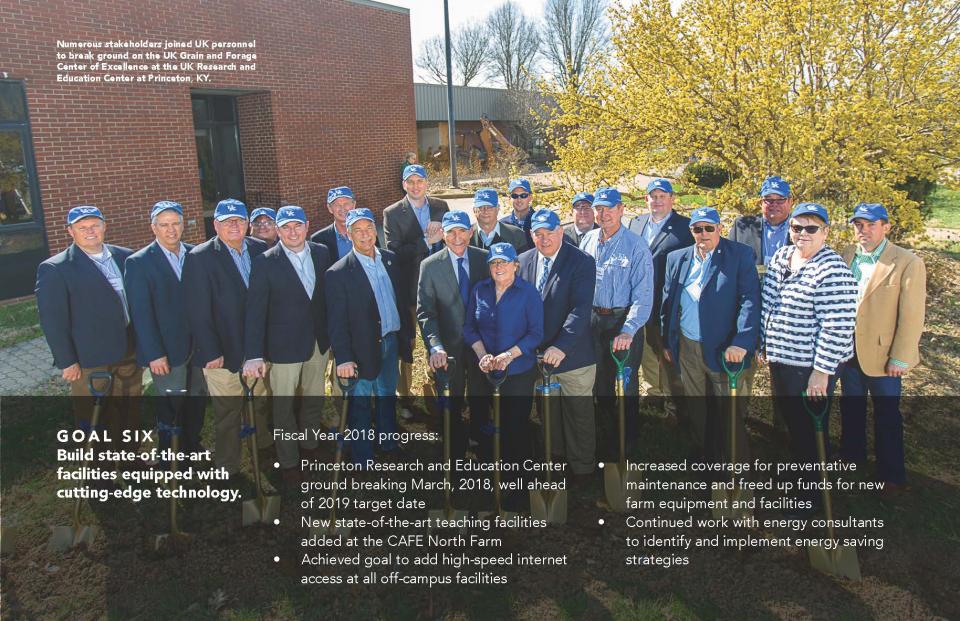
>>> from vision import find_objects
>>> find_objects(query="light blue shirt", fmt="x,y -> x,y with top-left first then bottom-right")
87,247 -> 130,324
447,248 -> 470,284
762,219 -> 790,265
281,243 -> 316,299
642,214 -> 669,247
478,223 -> 501,248
334,225 -> 352,259
354,249 -> 401,336
160,242 -> 186,281
412,201 -> 430,235
579,226 -> 654,336
226,239 -> 251,287
536,251 -> 558,297
679,250 -> 714,342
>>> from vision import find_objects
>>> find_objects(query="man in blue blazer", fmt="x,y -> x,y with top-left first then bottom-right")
243,206 -> 331,484
310,186 -> 380,262
661,207 -> 760,464
326,208 -> 414,466
36,205 -> 142,445
182,199 -> 269,476
125,201 -> 207,455
628,178 -> 694,410
519,209 -> 598,476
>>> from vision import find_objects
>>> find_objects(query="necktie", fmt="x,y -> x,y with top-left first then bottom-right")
457,257 -> 470,307
538,257 -> 551,296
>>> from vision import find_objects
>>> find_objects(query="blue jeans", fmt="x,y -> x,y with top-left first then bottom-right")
839,357 -> 905,484
348,332 -> 399,465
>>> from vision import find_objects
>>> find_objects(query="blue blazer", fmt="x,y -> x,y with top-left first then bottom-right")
628,210 -> 694,320
660,238 -> 761,374
124,241 -> 195,368
517,243 -> 597,373
325,249 -> 414,380
245,241 -> 331,364
310,222 -> 379,262
36,243 -> 133,369
182,236 -> 268,373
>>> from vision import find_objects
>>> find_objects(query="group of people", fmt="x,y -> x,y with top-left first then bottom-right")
36,165 -> 925,516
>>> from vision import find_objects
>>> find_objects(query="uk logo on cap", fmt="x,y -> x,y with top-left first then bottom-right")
327,186 -> 355,203
214,198 -> 248,221
67,205 -> 104,225
474,188 -> 499,208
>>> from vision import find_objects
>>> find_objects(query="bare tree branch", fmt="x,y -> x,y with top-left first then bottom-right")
487,1 -> 541,90
415,35 -> 448,84
541,0 -> 609,91
454,23 -> 489,86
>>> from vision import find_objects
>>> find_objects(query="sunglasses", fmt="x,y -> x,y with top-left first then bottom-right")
510,193 -> 530,199
790,224 -> 822,234
691,225 -> 716,234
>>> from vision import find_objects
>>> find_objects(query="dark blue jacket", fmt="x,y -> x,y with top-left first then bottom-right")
628,210 -> 695,324
325,249 -> 413,380
182,236 -> 268,373
124,241 -> 194,368
36,243 -> 133,369
661,238 -> 761,374
463,276 -> 544,376
244,241 -> 331,364
518,243 -> 596,373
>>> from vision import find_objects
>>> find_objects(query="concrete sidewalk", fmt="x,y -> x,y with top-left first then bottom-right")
0,336 -> 58,395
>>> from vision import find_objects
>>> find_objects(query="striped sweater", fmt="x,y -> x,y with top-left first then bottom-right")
760,245 -> 857,374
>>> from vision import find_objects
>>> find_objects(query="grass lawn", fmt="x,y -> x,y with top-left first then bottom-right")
927,185 -> 960,229
0,298 -> 41,349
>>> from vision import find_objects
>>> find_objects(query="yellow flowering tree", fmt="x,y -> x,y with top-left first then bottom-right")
543,0 -> 960,238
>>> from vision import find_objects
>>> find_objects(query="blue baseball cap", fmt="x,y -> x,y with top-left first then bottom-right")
791,202 -> 829,225
508,178 -> 531,194
327,186 -> 355,203
249,207 -> 277,222
571,192 -> 594,207
214,199 -> 248,221
646,178 -> 674,194
345,207 -> 376,228
760,176 -> 791,198
276,206 -> 307,226
474,188 -> 499,208
849,202 -> 889,223
530,209 -> 561,232
402,164 -> 427,181
487,242 -> 517,263
689,207 -> 721,226
592,187 -> 622,208
150,200 -> 182,220
67,205 -> 103,225
441,210 -> 471,232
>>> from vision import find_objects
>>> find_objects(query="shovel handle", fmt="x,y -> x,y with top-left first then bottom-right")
433,356 -> 456,394
88,371 -> 113,399
238,374 -> 258,399
720,357 -> 746,391
485,369 -> 507,391
609,342 -> 629,376
801,390 -> 830,432
336,374 -> 359,395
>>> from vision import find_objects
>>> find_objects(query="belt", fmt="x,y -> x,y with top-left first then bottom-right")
592,306 -> 628,316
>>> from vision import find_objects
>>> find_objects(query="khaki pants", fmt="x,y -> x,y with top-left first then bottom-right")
397,306 -> 416,401
70,346 -> 143,454
203,367 -> 272,475
269,345 -> 329,468
641,323 -> 683,400
678,335 -> 750,464
540,364 -> 597,475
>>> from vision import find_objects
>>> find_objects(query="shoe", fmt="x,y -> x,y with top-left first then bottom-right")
399,407 -> 414,421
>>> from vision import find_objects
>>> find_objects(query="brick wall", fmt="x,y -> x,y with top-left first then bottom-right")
0,0 -> 415,253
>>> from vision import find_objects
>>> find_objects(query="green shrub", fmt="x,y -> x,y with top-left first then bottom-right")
681,161 -> 734,189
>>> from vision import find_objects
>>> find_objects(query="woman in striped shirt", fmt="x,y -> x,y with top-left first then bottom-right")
760,203 -> 857,516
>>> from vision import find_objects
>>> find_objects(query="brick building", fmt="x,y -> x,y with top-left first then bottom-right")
0,0 -> 414,300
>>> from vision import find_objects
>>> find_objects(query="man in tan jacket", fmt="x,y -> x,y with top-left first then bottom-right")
839,203 -> 925,493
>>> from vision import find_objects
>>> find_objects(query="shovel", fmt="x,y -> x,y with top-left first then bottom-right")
428,358 -> 468,525
803,392 -> 862,581
712,358 -> 753,520
604,343 -> 641,512
479,369 -> 516,521
530,356 -> 567,525
153,388 -> 194,551
239,375 -> 281,527
49,370 -> 113,553
312,374 -> 359,538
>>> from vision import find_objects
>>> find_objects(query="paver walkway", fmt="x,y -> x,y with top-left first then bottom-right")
0,336 -> 57,395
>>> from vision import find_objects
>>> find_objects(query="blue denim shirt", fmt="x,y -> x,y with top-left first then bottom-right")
463,276 -> 544,375
579,226 -> 654,336
354,249 -> 401,336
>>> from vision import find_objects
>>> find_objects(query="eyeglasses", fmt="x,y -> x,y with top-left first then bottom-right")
762,198 -> 788,206
251,221 -> 276,228
510,193 -> 530,199
691,225 -> 716,234
790,224 -> 822,234
573,204 -> 594,211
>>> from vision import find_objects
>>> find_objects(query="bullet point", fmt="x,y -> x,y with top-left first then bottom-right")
273,556 -> 280,562
273,519 -> 280,525
274,462 -> 280,469
598,518 -> 605,526
598,462 -> 605,469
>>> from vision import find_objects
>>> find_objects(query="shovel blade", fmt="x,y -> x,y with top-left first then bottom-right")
153,531 -> 193,552
604,466 -> 641,512
242,494 -> 281,526
544,490 -> 567,525
809,544 -> 861,581
48,524 -> 99,553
